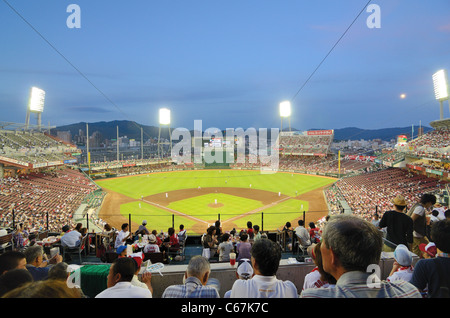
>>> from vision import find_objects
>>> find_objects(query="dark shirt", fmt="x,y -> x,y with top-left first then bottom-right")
26,264 -> 50,281
410,257 -> 450,298
379,210 -> 413,248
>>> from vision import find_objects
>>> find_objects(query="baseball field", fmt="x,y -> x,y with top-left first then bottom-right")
96,169 -> 336,235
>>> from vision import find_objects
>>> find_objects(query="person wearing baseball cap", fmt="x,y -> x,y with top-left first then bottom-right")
379,195 -> 413,252
143,234 -> 160,253
130,253 -> 153,294
387,244 -> 414,283
116,245 -> 127,258
224,259 -> 254,298
419,242 -> 437,259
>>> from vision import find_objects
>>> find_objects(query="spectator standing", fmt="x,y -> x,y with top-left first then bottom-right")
162,255 -> 219,298
95,257 -> 152,298
410,220 -> 450,298
409,194 -> 436,256
300,215 -> 421,298
378,195 -> 413,252
230,238 -> 298,298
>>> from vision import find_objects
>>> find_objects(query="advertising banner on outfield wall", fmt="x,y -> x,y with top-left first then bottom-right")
306,130 -> 334,136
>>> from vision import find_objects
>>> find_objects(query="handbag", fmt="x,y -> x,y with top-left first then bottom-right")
202,248 -> 211,259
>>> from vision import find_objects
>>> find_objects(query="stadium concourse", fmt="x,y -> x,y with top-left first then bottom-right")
0,125 -> 450,298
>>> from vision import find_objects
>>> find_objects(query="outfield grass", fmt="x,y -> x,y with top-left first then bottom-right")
97,169 -> 335,234
96,169 -> 334,199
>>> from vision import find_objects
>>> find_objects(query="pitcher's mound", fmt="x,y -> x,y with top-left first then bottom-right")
208,203 -> 224,208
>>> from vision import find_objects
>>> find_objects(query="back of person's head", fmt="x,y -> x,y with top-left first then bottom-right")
111,257 -> 136,282
420,193 -> 437,206
179,224 -> 184,230
221,233 -> 230,243
240,233 -> 248,242
285,222 -> 291,228
104,224 -> 112,231
215,220 -> 221,227
48,262 -> 69,281
251,238 -> 281,276
0,251 -> 26,275
186,255 -> 210,280
309,222 -> 315,228
75,223 -> 82,231
313,242 -> 337,285
253,225 -> 259,232
430,219 -> 450,253
24,246 -> 43,264
207,226 -> 216,235
168,227 -> 175,236
321,214 -> 383,272
0,269 -> 33,297
2,279 -> 81,298
121,223 -> 128,231
247,221 -> 252,229
298,220 -> 305,226
432,210 -> 440,217
62,225 -> 70,233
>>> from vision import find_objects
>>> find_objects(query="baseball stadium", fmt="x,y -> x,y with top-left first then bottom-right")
1,1 -> 450,301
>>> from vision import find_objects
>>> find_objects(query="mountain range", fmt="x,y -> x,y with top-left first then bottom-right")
51,120 -> 433,142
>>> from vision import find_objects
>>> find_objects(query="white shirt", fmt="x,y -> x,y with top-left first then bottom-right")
412,205 -> 426,238
95,282 -> 152,298
294,226 -> 311,247
230,275 -> 298,298
115,230 -> 129,248
387,266 -> 414,283
61,230 -> 81,247
302,267 -> 334,290
143,244 -> 160,253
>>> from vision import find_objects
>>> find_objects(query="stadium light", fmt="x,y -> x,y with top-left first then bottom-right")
279,101 -> 291,117
28,87 -> 45,113
159,108 -> 171,125
433,69 -> 449,120
279,101 -> 292,132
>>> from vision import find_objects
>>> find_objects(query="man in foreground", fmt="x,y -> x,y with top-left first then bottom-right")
300,214 -> 421,298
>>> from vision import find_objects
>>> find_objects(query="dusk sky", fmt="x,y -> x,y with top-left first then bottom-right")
1,0 -> 449,132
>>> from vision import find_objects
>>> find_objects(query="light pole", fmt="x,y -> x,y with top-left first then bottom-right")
158,108 -> 172,159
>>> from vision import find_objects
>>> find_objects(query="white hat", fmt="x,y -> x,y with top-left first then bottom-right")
142,220 -> 147,225
237,258 -> 253,279
394,244 -> 412,267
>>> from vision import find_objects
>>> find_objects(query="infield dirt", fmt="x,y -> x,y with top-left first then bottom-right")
99,185 -> 330,235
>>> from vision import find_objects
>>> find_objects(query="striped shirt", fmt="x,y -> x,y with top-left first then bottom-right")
162,276 -> 220,298
300,271 -> 421,298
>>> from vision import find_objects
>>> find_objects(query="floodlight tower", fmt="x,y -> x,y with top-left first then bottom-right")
26,87 -> 45,130
433,69 -> 449,120
157,108 -> 172,159
279,101 -> 292,132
